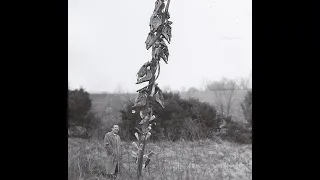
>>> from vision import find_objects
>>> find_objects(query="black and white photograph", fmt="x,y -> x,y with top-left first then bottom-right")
68,0 -> 252,179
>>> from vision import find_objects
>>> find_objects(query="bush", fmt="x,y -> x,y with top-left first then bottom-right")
119,91 -> 252,144
68,87 -> 102,139
241,90 -> 252,126
119,92 -> 223,141
221,120 -> 252,144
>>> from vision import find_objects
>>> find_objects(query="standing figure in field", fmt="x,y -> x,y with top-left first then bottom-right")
104,125 -> 122,179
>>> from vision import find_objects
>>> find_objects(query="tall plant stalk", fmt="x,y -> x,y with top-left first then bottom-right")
131,0 -> 172,178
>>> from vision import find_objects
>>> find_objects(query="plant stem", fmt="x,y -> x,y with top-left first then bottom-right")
137,135 -> 147,178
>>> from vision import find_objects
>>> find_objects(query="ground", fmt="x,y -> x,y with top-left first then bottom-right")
68,138 -> 252,180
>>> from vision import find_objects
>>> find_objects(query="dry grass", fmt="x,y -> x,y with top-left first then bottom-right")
68,138 -> 252,180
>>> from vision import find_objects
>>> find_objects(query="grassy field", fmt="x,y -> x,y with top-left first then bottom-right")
68,138 -> 252,180
77,91 -> 252,179
90,90 -> 248,126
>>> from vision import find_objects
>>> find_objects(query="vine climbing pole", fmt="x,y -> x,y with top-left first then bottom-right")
131,0 -> 172,179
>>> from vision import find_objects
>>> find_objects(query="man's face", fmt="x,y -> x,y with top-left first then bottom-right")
112,125 -> 119,134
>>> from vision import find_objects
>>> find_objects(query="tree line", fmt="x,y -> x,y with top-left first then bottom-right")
68,77 -> 252,144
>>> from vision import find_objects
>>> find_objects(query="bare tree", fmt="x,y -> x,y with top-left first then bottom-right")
201,77 -> 209,91
104,101 -> 113,124
162,85 -> 172,92
114,84 -> 124,94
186,86 -> 199,98
239,77 -> 250,90
249,70 -> 252,89
112,91 -> 135,122
206,77 -> 237,116
180,86 -> 186,92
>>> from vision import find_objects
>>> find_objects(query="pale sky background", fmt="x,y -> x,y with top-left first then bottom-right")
68,0 -> 252,93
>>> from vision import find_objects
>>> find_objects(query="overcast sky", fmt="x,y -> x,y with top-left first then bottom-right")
68,0 -> 252,93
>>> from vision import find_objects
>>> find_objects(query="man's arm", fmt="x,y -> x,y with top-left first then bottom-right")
103,133 -> 113,155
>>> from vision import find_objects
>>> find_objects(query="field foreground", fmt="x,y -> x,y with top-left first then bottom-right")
68,138 -> 252,180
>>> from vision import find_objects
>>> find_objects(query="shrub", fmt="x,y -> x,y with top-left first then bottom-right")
68,87 -> 102,139
119,92 -> 223,141
217,115 -> 251,144
119,91 -> 252,144
241,90 -> 252,126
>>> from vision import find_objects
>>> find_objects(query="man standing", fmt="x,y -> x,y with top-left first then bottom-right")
104,125 -> 122,179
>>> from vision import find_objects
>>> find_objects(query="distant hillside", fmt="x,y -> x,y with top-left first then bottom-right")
179,90 -> 248,122
90,90 -> 248,126
89,93 -> 136,126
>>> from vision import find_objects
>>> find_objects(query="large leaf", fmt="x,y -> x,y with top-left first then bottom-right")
137,64 -> 147,78
137,85 -> 149,93
153,0 -> 165,15
136,69 -> 153,84
134,132 -> 139,141
133,92 -> 147,107
144,158 -> 151,168
162,50 -> 169,64
162,45 -> 169,62
150,15 -> 162,32
149,115 -> 156,121
152,40 -> 169,63
131,151 -> 138,161
132,142 -> 139,149
139,116 -> 149,125
143,151 -> 155,168
145,132 -> 151,140
153,40 -> 169,63
145,33 -> 156,50
147,151 -> 155,158
155,89 -> 165,108
135,127 -> 142,134
159,50 -> 168,64
162,24 -> 172,43
140,107 -> 152,119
